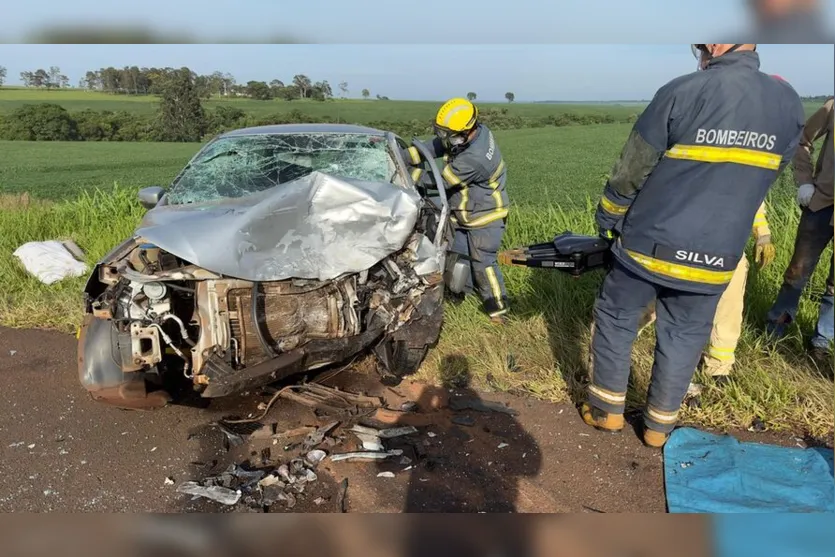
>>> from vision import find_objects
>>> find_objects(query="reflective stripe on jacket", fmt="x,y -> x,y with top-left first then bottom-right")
402,124 -> 510,228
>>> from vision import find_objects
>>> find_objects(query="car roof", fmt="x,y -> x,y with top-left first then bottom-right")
218,123 -> 389,137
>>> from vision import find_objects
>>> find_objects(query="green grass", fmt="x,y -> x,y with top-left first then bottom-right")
0,88 -> 824,125
0,124 -> 630,205
0,140 -> 197,200
0,87 -> 646,121
0,121 -> 832,438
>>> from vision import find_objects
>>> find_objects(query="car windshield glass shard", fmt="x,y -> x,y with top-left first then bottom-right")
166,132 -> 398,204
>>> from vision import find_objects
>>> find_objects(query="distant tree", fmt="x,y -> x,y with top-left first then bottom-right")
278,84 -> 300,101
0,103 -> 78,140
32,68 -> 49,87
221,73 -> 236,97
0,66 -> 6,87
311,80 -> 332,101
246,80 -> 273,100
59,74 -> 69,88
467,91 -> 477,101
292,74 -> 312,98
193,74 -> 214,99
505,91 -> 515,103
19,71 -> 33,87
361,88 -> 370,99
338,81 -> 349,98
269,79 -> 285,98
207,105 -> 247,134
83,70 -> 101,91
155,67 -> 207,142
47,66 -> 62,89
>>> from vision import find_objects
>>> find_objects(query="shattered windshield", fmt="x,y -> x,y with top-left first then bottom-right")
166,132 -> 401,204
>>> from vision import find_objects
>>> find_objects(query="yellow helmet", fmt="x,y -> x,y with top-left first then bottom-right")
434,98 -> 479,153
434,98 -> 478,133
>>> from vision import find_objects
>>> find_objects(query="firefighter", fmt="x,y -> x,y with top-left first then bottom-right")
402,98 -> 511,324
583,44 -> 805,449
766,95 -> 834,366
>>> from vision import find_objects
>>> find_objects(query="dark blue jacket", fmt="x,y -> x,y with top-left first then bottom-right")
595,50 -> 805,294
402,123 -> 509,228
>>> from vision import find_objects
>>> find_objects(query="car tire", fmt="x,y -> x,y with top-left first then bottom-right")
375,338 -> 430,381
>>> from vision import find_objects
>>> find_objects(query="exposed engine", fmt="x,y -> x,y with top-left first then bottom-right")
84,231 -> 443,397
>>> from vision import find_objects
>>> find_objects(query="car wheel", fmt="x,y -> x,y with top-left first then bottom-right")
374,338 -> 430,382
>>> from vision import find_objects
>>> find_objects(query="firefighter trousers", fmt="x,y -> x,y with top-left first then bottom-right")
588,261 -> 723,434
451,221 -> 510,317
703,256 -> 749,374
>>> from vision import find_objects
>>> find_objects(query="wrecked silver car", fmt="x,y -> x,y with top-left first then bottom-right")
78,124 -> 452,409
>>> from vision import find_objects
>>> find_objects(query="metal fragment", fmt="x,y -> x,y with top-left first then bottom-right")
176,482 -> 241,506
329,449 -> 404,462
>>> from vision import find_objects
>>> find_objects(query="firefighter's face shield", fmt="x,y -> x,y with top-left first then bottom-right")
434,124 -> 470,154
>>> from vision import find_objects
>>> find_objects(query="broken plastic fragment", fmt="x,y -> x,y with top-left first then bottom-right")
176,482 -> 241,505
277,464 -> 292,483
498,443 -> 509,449
306,449 -> 327,466
214,422 -> 247,447
258,474 -> 282,489
377,472 -> 395,478
303,421 -> 340,451
278,491 -> 297,509
164,477 -> 175,486
354,432 -> 385,452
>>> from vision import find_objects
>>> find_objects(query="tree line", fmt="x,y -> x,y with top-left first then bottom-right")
0,67 -> 639,143
4,64 -> 391,101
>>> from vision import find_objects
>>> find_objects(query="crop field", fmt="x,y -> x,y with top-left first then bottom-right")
0,102 -> 832,439
0,87 -> 647,122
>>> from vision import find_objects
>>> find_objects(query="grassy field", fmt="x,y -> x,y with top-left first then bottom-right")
0,116 -> 832,439
0,124 -> 626,203
0,88 -> 824,125
0,87 -> 646,122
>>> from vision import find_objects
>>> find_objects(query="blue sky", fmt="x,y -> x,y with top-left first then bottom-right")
1,44 -> 832,101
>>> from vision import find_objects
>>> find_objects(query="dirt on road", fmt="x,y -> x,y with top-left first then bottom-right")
0,326 -> 815,513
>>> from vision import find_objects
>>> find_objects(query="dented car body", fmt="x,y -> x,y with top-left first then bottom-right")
78,124 -> 452,409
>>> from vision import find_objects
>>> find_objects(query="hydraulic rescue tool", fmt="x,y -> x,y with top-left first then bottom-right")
497,231 -> 612,277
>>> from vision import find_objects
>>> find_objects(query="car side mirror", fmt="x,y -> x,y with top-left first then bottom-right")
138,186 -> 165,209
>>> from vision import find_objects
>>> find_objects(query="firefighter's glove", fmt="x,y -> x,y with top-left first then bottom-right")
598,227 -> 615,242
797,183 -> 816,207
755,235 -> 776,269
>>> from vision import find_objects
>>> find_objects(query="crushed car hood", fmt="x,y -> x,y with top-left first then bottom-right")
135,171 -> 422,282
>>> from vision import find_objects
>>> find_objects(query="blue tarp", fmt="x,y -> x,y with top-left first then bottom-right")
664,427 -> 834,513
